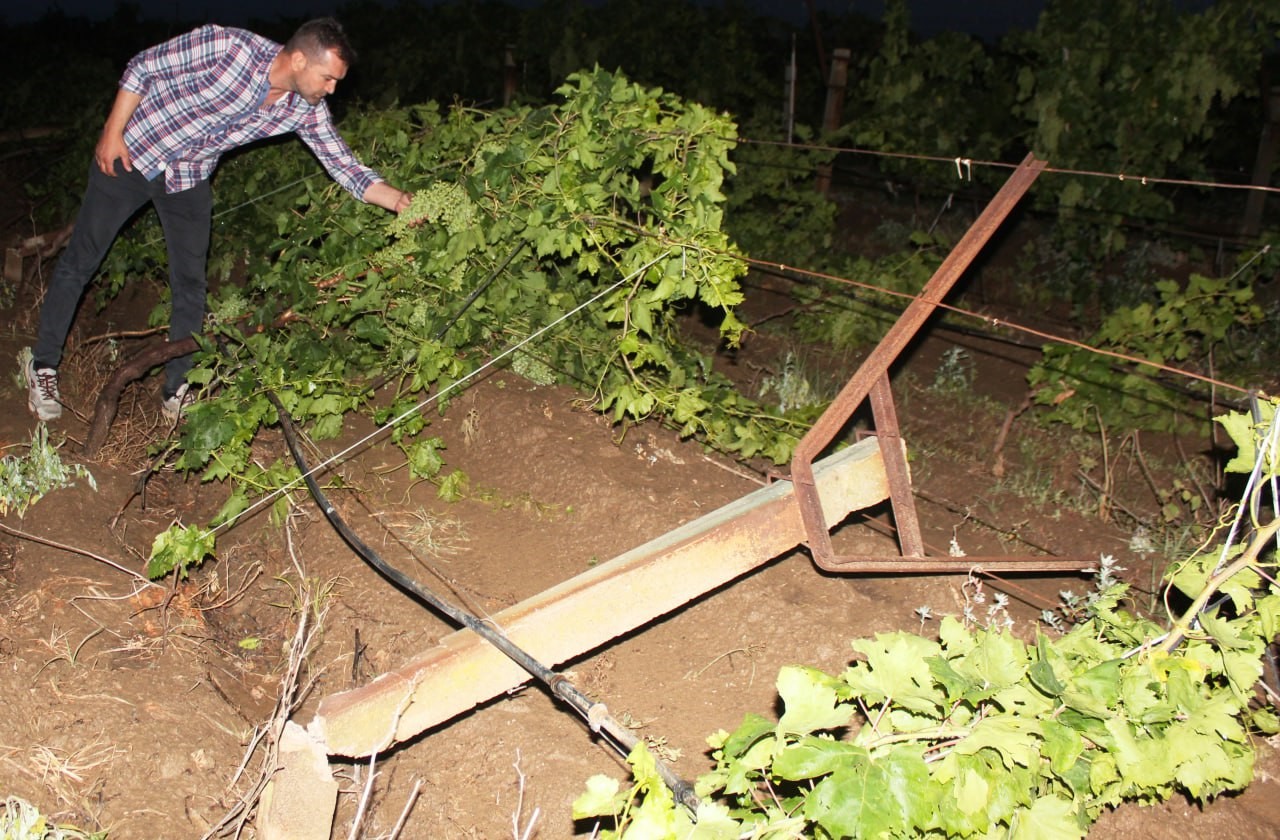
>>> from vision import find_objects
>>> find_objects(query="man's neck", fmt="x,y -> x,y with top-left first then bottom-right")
265,50 -> 292,106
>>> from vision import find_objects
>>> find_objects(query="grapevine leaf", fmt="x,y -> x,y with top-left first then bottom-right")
1030,636 -> 1067,697
436,469 -> 468,502
212,487 -> 250,527
772,737 -> 866,781
1250,707 -> 1280,735
406,437 -> 445,480
1175,738 -> 1253,799
804,765 -> 881,838
1040,718 -> 1085,776
571,774 -> 623,819
846,632 -> 944,714
351,315 -> 390,347
880,746 -> 936,831
683,803 -> 742,840
953,715 -> 1040,769
1198,607 -> 1253,652
147,524 -> 216,580
1102,717 -> 1178,789
953,766 -> 990,816
312,413 -> 344,440
718,713 -> 774,760
1012,794 -> 1085,840
1214,410 -> 1260,474
954,629 -> 1030,698
1062,659 -> 1121,717
776,665 -> 853,736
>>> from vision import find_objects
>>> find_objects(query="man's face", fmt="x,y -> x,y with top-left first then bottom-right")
292,48 -> 347,105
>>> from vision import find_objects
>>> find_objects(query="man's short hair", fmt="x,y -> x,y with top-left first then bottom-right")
286,18 -> 357,65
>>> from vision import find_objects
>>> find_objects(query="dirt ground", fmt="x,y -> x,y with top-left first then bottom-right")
2,185 -> 1279,838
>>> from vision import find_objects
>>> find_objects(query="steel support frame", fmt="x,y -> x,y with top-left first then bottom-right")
789,153 -> 1091,574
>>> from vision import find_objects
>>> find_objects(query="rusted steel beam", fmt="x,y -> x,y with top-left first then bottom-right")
312,436 -> 892,758
867,373 -> 925,559
789,154 -> 1069,572
811,555 -> 1095,574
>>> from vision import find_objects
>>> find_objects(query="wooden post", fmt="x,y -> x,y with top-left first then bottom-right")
1242,85 -> 1280,238
783,34 -> 797,144
816,48 -> 850,195
502,43 -> 518,107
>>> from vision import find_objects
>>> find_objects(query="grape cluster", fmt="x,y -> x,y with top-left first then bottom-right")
511,350 -> 557,386
391,182 -> 477,237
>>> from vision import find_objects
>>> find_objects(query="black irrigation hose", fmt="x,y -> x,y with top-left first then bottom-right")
263,388 -> 701,813
433,240 -> 527,341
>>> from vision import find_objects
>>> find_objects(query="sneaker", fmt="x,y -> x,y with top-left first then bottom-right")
25,358 -> 62,421
161,383 -> 194,423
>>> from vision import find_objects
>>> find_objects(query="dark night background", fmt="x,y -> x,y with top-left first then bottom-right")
3,0 -> 1045,40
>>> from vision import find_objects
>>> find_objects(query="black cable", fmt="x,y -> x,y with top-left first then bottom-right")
263,388 -> 701,813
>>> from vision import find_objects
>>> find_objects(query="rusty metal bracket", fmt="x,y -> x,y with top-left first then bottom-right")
789,153 -> 1091,574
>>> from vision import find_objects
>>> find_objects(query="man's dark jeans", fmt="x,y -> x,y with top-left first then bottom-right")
33,159 -> 211,397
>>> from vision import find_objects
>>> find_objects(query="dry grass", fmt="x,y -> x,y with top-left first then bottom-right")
380,507 -> 470,560
0,735 -> 123,828
201,521 -> 337,839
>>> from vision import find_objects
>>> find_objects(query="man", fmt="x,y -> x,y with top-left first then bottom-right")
25,17 -> 412,422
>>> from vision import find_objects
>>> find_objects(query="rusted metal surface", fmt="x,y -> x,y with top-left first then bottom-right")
867,373 -> 925,558
810,555 -> 1097,574
313,437 -> 893,758
789,153 -> 1089,574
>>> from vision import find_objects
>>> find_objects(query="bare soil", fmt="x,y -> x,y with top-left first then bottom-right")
2,188 -> 1278,838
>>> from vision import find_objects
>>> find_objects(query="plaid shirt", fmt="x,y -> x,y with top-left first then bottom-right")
119,24 -> 381,198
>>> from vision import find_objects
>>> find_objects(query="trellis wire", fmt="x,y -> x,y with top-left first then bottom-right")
1214,395 -> 1280,574
143,129 -> 1268,536
210,252 -> 670,537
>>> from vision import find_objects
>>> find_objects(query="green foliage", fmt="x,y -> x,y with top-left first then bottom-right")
837,0 -> 1280,288
581,590 -> 1277,838
146,524 -> 215,580
1006,0 -> 1280,254
1216,397 -> 1278,480
790,237 -> 945,351
0,796 -> 107,840
848,0 -> 1015,189
722,120 -> 838,266
0,419 -> 96,519
579,402 -> 1280,838
1027,270 -> 1264,433
127,68 -> 831,574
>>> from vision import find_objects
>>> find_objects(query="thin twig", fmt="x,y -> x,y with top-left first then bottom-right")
202,523 -> 332,839
347,754 -> 378,840
511,750 -> 541,840
197,562 -> 264,611
387,779 -> 423,840
0,521 -> 158,587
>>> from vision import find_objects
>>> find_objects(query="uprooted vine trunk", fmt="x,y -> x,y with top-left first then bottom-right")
82,307 -> 305,456
82,336 -> 196,457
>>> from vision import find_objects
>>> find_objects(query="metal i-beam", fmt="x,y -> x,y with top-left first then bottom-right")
310,436 -> 891,757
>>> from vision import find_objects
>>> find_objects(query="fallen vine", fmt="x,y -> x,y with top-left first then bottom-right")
124,68 -> 836,577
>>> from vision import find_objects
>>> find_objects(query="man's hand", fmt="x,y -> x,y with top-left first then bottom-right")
364,181 -> 414,214
95,130 -> 133,176
96,89 -> 143,177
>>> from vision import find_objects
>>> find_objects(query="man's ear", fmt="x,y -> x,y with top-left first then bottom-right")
289,50 -> 308,73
